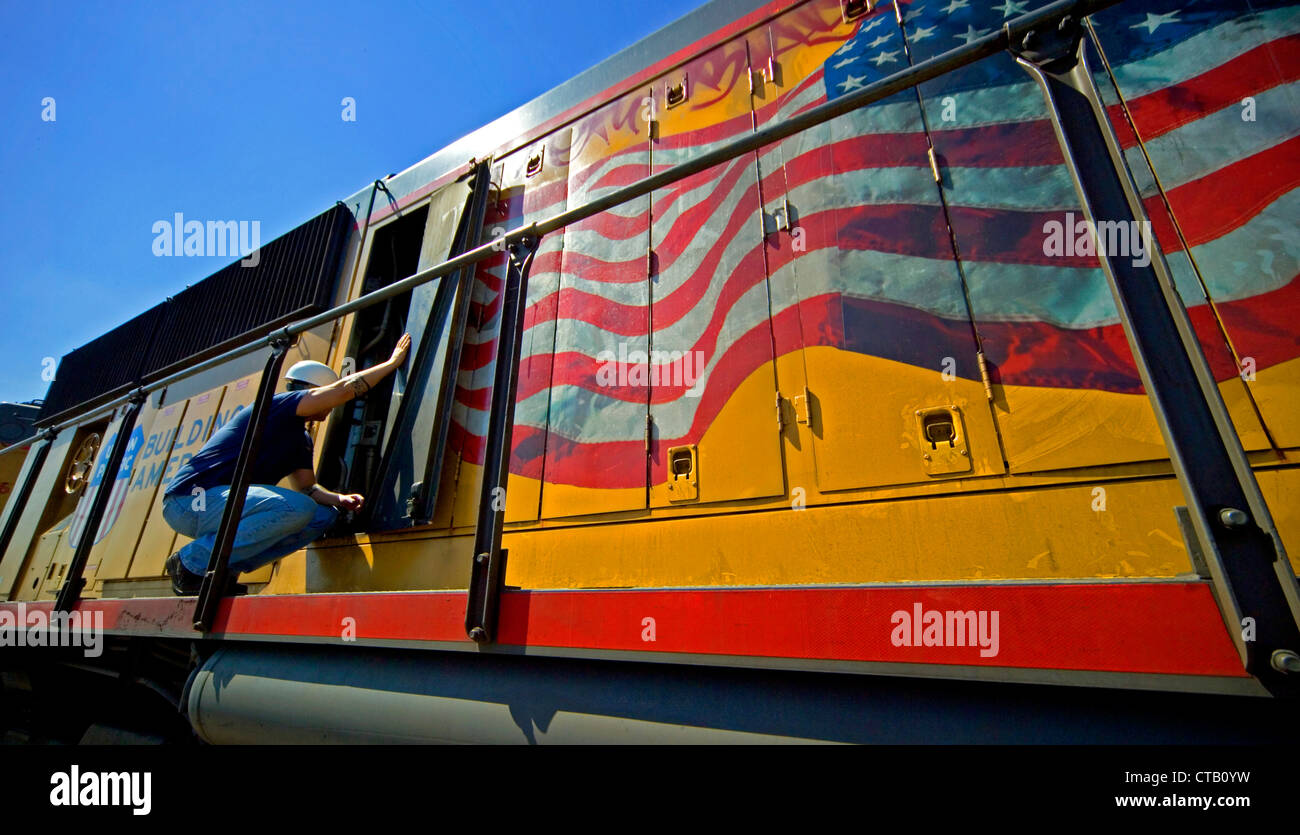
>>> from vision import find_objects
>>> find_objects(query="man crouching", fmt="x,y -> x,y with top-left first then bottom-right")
160,334 -> 410,595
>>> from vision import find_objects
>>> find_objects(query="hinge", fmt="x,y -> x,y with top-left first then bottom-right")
976,351 -> 994,401
775,392 -> 786,431
927,147 -> 942,184
644,413 -> 653,454
793,386 -> 812,425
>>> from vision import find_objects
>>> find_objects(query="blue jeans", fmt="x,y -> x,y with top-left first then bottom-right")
161,485 -> 337,576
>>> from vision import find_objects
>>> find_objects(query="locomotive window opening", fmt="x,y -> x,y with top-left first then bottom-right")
317,206 -> 429,513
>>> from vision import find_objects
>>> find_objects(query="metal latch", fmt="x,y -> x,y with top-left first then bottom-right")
915,405 -> 972,476
666,444 -> 699,502
525,147 -> 544,178
666,75 -> 689,109
842,0 -> 873,22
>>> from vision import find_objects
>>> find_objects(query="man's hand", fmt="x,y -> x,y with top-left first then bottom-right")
335,493 -> 365,512
390,333 -> 412,367
296,332 -> 414,418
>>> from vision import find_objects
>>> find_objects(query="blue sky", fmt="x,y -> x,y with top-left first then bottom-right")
0,0 -> 702,404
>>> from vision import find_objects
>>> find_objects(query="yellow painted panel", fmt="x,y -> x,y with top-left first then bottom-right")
16,524 -> 66,601
510,477 -> 1204,590
259,468 -> 1300,595
800,346 -> 1006,491
450,458 -> 483,530
0,426 -> 98,601
0,445 -> 28,519
649,361 -> 787,505
53,408 -> 154,592
1255,466 -> 1300,574
542,87 -> 651,520
126,385 -> 230,579
262,530 -> 473,595
1251,355 -> 1300,449
1219,376 -> 1273,451
992,380 -> 1165,473
769,0 -> 856,93
989,374 -> 1270,475
93,400 -> 185,581
647,37 -> 787,510
651,38 -> 754,137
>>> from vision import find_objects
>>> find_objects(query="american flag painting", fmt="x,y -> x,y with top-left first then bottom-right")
441,0 -> 1298,516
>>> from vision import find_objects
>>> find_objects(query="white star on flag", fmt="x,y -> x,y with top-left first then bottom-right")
838,73 -> 869,92
910,25 -> 937,42
953,24 -> 991,45
867,33 -> 893,49
995,0 -> 1029,18
871,50 -> 900,66
1131,10 -> 1181,35
861,15 -> 888,34
941,0 -> 969,14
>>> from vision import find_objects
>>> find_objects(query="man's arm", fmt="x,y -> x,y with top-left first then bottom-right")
290,468 -> 364,512
295,333 -> 412,417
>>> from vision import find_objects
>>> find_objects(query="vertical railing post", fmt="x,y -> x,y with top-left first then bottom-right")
55,391 -> 146,613
1012,18 -> 1300,694
465,234 -> 538,643
193,338 -> 291,631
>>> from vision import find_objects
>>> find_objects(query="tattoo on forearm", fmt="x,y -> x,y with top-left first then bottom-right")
347,375 -> 371,397
300,483 -> 323,498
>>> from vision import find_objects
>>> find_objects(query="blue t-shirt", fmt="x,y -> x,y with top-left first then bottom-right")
165,391 -> 314,497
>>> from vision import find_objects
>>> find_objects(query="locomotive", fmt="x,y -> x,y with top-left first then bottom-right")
2,0 -> 1299,743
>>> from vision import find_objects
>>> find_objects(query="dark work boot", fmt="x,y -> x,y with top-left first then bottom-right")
165,554 -> 202,596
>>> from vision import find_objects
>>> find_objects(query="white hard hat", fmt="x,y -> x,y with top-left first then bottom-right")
284,360 -> 339,388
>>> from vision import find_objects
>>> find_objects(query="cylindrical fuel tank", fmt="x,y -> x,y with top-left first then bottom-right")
185,643 -> 830,744
183,642 -> 1299,744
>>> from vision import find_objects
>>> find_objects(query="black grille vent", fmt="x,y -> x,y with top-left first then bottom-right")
37,204 -> 351,426
38,304 -> 166,422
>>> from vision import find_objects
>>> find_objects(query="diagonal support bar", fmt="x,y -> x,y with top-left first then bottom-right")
1012,19 -> 1300,694
0,430 -> 57,590
193,338 -> 291,631
465,235 -> 538,643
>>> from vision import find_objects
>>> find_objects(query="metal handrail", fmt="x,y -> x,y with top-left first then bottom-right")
1,0 -> 1120,457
